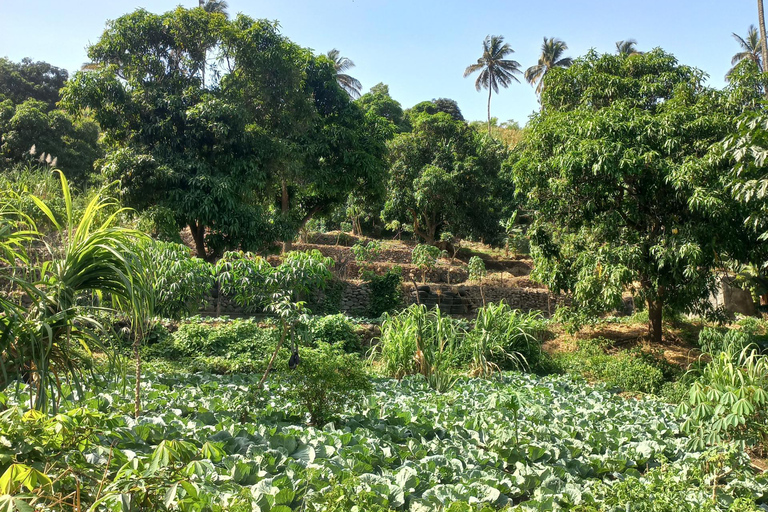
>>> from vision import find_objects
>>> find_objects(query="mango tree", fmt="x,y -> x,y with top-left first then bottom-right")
513,49 -> 756,343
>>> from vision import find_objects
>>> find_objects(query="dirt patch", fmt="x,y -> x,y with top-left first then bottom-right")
542,322 -> 701,370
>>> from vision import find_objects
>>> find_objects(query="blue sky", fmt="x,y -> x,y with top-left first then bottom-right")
0,0 -> 758,124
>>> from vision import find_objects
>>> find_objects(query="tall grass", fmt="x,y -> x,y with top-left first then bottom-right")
373,304 -> 459,390
467,302 -> 544,376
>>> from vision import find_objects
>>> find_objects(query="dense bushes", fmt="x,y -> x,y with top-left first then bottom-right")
363,266 -> 403,317
554,338 -> 677,395
283,343 -> 372,425
307,314 -> 362,353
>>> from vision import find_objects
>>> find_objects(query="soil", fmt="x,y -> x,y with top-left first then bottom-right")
542,321 -> 702,370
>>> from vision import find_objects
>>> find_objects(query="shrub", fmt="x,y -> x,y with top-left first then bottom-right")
351,240 -> 382,272
171,319 -> 279,359
144,240 -> 214,319
308,314 -> 361,353
557,339 -> 671,394
601,354 -> 665,394
467,256 -> 486,282
363,266 -> 403,317
283,343 -> 372,425
411,244 -> 442,282
678,346 -> 768,451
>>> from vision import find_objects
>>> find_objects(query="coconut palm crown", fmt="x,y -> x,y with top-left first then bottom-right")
464,35 -> 522,135
327,49 -> 362,99
615,39 -> 641,57
728,25 -> 763,79
524,37 -> 572,96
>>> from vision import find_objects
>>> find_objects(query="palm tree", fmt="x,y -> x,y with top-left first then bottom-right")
200,0 -> 229,17
464,35 -> 522,135
524,37 -> 572,96
615,39 -> 641,57
728,25 -> 763,79
326,49 -> 362,99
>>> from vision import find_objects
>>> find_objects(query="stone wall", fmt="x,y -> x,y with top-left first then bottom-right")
198,281 -> 569,318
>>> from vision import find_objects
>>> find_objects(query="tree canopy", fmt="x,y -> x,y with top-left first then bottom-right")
513,49 -> 758,342
62,7 -> 388,259
383,110 -> 513,245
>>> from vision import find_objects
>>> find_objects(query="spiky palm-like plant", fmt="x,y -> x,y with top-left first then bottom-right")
728,25 -> 763,79
0,171 -> 154,412
326,49 -> 362,99
524,37 -> 572,96
464,35 -> 522,135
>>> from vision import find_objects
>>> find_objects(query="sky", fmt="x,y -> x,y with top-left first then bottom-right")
0,0 -> 759,125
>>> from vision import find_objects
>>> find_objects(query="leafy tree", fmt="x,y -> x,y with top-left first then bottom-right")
524,37 -> 572,96
326,49 -> 362,99
408,98 -> 464,122
463,35 -> 522,135
513,49 -> 756,343
63,8 -> 386,259
0,58 -> 68,109
356,83 -> 409,132
383,111 -> 512,245
728,25 -> 763,79
0,99 -> 100,186
615,39 -> 641,56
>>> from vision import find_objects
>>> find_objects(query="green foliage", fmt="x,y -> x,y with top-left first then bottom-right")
356,82 -> 410,133
172,319 -> 279,359
308,314 -> 361,353
363,266 -> 403,318
465,303 -> 545,375
0,171 -> 153,412
513,48 -> 756,343
412,244 -> 442,282
2,370 -> 766,510
383,112 -> 513,245
467,256 -> 486,282
374,304 -> 459,391
678,346 -> 768,450
0,99 -> 101,187
351,240 -> 381,273
556,338 -> 672,394
283,343 -> 371,425
216,249 -> 334,312
62,7 -> 389,260
144,239 -> 214,320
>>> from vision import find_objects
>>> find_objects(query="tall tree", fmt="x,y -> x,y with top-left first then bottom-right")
514,49 -> 754,344
463,35 -> 522,135
63,8 -> 386,259
0,57 -> 68,109
728,25 -> 763,79
524,37 -> 572,96
759,0 -> 768,79
357,83 -> 409,132
326,49 -> 362,99
383,111 -> 513,245
615,39 -> 641,57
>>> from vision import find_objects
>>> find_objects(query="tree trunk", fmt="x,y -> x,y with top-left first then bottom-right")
281,179 -> 292,253
487,86 -> 492,136
759,0 -> 768,98
189,222 -> 208,261
646,297 -> 663,344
